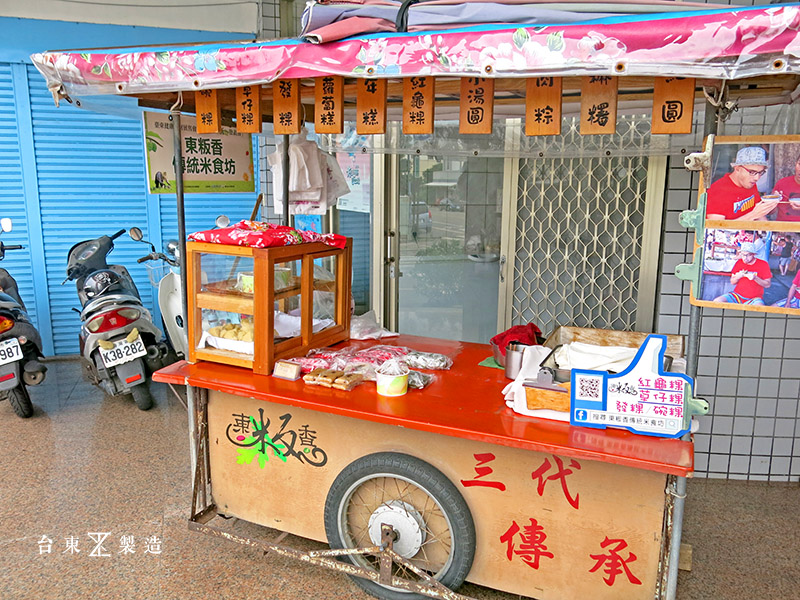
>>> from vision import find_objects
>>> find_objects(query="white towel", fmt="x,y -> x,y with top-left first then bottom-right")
554,342 -> 638,373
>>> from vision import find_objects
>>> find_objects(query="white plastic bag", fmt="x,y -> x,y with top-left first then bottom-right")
349,310 -> 399,340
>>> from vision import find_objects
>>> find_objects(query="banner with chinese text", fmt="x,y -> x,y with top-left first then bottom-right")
143,111 -> 255,194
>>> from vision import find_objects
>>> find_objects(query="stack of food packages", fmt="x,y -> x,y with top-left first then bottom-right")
289,345 -> 452,391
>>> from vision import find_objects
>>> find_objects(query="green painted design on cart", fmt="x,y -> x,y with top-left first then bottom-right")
235,415 -> 288,468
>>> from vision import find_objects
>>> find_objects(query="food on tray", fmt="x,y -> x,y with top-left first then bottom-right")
207,319 -> 255,342
332,373 -> 364,391
524,382 -> 571,412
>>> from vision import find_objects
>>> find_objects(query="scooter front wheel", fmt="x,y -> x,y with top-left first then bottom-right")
129,383 -> 153,411
5,385 -> 33,418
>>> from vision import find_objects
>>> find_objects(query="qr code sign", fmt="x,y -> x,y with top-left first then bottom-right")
575,374 -> 603,401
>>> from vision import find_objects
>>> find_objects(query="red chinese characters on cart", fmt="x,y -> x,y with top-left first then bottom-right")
461,452 -> 642,587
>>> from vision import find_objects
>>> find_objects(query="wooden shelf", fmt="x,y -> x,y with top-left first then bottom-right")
195,347 -> 253,369
196,291 -> 254,315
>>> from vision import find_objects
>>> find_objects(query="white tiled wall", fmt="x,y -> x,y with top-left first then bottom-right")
657,103 -> 800,481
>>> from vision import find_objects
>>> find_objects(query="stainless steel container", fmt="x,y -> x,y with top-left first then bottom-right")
504,343 -> 529,379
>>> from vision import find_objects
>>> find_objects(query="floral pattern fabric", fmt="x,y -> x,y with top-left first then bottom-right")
31,6 -> 800,98
188,220 -> 347,249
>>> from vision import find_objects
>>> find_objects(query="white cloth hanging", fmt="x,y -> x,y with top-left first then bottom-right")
269,128 -> 350,216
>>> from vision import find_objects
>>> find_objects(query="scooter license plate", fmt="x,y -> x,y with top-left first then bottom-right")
0,338 -> 22,366
100,336 -> 147,368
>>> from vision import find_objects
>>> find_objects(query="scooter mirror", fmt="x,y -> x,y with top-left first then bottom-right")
215,215 -> 230,228
129,227 -> 144,242
0,218 -> 11,233
165,239 -> 181,261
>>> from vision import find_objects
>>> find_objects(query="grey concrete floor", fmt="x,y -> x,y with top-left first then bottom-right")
0,359 -> 797,600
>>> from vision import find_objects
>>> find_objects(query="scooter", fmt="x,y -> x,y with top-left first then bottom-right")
0,218 -> 47,418
65,229 -> 170,410
128,227 -> 187,358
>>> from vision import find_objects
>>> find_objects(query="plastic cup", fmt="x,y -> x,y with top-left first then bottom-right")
236,271 -> 254,294
376,371 -> 409,396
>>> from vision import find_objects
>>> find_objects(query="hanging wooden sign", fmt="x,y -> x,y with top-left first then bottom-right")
403,76 -> 434,135
525,77 -> 562,136
315,75 -> 344,134
235,86 -> 262,134
651,77 -> 696,135
195,89 -> 221,134
459,77 -> 494,134
356,79 -> 387,135
272,79 -> 302,135
580,76 -> 618,135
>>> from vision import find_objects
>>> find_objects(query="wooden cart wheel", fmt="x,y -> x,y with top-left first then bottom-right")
324,452 -> 475,600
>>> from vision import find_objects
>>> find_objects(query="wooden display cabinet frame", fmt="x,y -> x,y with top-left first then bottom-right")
186,239 -> 352,375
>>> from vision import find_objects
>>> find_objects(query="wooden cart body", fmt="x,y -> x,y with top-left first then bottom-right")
155,334 -> 692,600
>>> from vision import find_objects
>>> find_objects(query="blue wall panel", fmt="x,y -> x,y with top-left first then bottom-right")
27,66 -> 155,355
0,19 -> 260,355
339,210 -> 371,313
157,193 -> 261,247
0,65 -> 37,325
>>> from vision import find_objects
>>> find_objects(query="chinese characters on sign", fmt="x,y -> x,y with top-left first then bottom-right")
143,111 -> 254,194
194,89 -> 221,134
580,76 -> 618,135
525,76 -> 562,136
235,86 -> 262,134
38,534 -> 163,557
590,537 -> 643,586
651,77 -> 695,135
315,75 -> 343,134
571,335 -> 694,437
459,452 -> 507,490
356,78 -> 387,135
226,408 -> 328,469
461,451 -> 643,587
273,78 -> 302,135
459,77 -> 494,134
403,76 -> 434,135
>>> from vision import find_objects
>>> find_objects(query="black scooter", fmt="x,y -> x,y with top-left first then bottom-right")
0,218 -> 47,418
65,229 -> 168,410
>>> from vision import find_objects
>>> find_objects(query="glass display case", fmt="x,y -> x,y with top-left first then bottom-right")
187,239 -> 352,374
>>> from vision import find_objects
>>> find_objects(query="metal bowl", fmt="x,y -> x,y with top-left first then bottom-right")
490,341 -> 505,367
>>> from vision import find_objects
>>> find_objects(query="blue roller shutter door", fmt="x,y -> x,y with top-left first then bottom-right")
27,67 -> 155,355
0,65 -> 37,325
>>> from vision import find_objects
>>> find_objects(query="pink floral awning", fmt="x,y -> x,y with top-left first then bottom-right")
31,4 -> 800,99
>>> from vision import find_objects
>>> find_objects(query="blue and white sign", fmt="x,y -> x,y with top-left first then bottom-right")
570,335 -> 707,438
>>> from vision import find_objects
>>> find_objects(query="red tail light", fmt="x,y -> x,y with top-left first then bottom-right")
86,308 -> 140,333
0,316 -> 14,334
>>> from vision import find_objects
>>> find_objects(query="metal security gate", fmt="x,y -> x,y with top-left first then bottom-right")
509,117 -> 664,335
